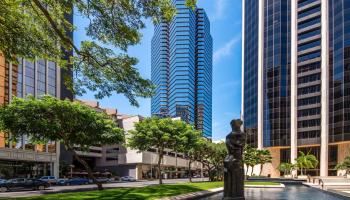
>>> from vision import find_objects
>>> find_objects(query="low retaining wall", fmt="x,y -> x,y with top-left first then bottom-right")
159,187 -> 223,200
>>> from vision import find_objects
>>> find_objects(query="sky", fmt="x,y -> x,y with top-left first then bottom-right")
74,0 -> 243,141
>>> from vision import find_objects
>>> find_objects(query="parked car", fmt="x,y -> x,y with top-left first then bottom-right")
121,176 -> 136,182
57,178 -> 90,186
0,179 -> 7,184
38,176 -> 57,185
96,177 -> 109,183
0,178 -> 49,192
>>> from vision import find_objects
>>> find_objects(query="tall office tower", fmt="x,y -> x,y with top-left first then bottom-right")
151,0 -> 213,138
242,0 -> 350,177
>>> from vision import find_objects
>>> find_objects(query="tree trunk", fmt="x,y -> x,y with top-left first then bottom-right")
206,164 -> 213,182
245,166 -> 249,177
175,152 -> 178,179
157,152 -> 163,185
71,149 -> 103,190
259,164 -> 263,176
250,165 -> 254,176
188,160 -> 192,182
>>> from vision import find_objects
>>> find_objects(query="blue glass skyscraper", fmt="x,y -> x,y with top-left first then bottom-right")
151,0 -> 213,139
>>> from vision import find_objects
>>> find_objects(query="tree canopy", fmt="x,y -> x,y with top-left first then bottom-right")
242,145 -> 272,177
128,117 -> 199,184
0,0 -> 197,106
0,95 -> 124,189
335,156 -> 350,175
295,151 -> 318,176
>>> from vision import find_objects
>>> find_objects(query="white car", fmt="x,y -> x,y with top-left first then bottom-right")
121,176 -> 136,182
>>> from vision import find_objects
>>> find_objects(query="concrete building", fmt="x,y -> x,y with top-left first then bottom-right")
61,101 -> 203,180
98,115 -> 203,180
59,100 -> 117,175
151,0 -> 213,139
242,0 -> 350,177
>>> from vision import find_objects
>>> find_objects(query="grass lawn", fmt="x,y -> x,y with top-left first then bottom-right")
13,182 -> 224,200
244,181 -> 280,186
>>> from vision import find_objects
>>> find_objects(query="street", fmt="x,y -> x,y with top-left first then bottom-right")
4,178 -> 209,198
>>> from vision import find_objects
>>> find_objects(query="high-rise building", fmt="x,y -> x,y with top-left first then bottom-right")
151,0 -> 213,138
242,0 -> 350,177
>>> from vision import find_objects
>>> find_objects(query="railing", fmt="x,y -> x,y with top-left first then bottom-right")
319,179 -> 325,189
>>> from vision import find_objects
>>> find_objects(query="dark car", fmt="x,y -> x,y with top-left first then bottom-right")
0,178 -> 50,192
57,178 -> 90,186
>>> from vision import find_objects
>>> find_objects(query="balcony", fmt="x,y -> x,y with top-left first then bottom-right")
298,0 -> 321,12
0,148 -> 57,163
297,137 -> 321,146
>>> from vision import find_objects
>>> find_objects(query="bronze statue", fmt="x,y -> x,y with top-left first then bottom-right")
223,119 -> 245,200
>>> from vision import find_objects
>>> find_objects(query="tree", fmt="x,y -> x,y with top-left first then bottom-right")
1,0 -> 197,107
257,149 -> 272,176
128,117 -> 194,184
296,151 -> 318,176
176,129 -> 202,182
199,141 -> 227,181
277,163 -> 295,177
243,145 -> 258,177
210,142 -> 227,181
195,139 -> 216,181
335,156 -> 350,176
0,95 -> 124,190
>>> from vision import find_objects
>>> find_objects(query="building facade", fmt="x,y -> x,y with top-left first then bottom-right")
0,56 -> 64,179
99,115 -> 203,180
151,0 -> 213,138
59,101 -> 204,180
242,0 -> 350,177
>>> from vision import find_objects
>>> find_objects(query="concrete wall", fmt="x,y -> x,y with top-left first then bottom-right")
244,147 -> 281,178
337,142 -> 350,163
261,147 -> 280,178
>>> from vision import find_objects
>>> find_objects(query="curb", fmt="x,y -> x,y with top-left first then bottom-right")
159,187 -> 223,200
245,184 -> 285,188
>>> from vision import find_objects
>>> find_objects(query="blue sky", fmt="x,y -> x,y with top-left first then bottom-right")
74,0 -> 242,140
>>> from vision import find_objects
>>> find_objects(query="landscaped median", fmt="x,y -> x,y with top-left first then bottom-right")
8,181 -> 284,200
12,182 -> 224,200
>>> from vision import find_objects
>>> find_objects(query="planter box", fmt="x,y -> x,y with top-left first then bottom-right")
297,175 -> 308,179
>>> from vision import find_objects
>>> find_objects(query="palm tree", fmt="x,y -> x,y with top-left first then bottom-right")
257,149 -> 272,176
277,163 -> 295,177
278,163 -> 288,176
335,156 -> 350,176
243,145 -> 258,177
296,151 -> 318,176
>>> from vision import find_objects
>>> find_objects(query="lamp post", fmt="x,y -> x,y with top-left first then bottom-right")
69,165 -> 74,178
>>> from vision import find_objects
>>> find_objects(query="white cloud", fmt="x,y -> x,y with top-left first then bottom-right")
212,0 -> 229,21
213,35 -> 241,63
213,121 -> 221,128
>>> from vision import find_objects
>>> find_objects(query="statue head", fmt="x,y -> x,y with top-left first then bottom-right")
230,119 -> 242,133
226,120 -> 245,158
